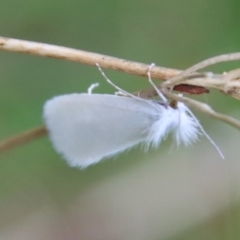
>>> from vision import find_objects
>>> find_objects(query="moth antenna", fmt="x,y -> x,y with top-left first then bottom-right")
115,91 -> 129,96
186,107 -> 225,159
95,63 -> 164,111
88,83 -> 99,94
147,63 -> 168,102
96,63 -> 137,98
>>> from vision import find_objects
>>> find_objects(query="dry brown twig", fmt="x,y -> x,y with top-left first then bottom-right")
0,36 -> 240,153
0,126 -> 48,152
163,53 -> 240,99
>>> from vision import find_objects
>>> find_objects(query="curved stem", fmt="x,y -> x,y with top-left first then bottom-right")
0,36 -> 180,80
0,126 -> 48,153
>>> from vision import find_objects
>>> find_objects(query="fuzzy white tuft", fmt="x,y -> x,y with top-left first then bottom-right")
146,101 -> 201,148
173,102 -> 200,146
145,105 -> 179,148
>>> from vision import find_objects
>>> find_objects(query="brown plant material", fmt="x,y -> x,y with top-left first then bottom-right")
0,126 -> 48,153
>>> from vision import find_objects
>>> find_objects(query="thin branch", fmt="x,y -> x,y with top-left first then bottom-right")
0,36 -> 208,95
0,36 -> 179,80
0,126 -> 47,153
163,53 -> 240,87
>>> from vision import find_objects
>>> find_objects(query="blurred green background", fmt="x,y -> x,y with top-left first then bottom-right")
1,0 -> 240,239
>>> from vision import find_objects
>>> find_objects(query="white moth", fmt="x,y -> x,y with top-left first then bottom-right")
43,64 -> 223,168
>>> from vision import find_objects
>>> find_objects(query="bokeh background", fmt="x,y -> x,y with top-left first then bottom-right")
1,0 -> 240,239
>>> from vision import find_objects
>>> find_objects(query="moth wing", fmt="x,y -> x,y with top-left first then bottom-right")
44,94 -> 157,167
